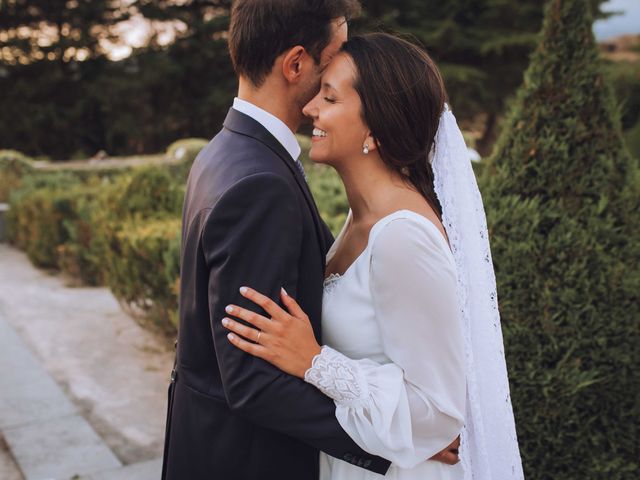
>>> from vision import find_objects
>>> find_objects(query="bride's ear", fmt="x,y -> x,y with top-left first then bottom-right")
281,46 -> 308,84
362,132 -> 378,155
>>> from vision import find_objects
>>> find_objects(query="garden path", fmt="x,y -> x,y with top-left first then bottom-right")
0,244 -> 173,479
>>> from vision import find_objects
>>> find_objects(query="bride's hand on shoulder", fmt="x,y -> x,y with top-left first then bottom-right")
222,287 -> 322,379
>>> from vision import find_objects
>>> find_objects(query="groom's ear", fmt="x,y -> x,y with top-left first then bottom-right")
281,46 -> 308,84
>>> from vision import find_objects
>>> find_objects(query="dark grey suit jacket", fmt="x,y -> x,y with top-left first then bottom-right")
161,108 -> 391,479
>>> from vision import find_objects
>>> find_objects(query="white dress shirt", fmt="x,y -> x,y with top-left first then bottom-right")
232,97 -> 301,162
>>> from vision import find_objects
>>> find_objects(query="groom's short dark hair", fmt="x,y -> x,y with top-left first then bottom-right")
229,0 -> 360,87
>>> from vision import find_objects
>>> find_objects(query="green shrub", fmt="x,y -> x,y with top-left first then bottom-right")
480,1 -> 639,477
0,150 -> 35,202
166,138 -> 208,179
606,59 -> 640,131
105,218 -> 181,331
7,166 -> 184,285
8,188 -> 65,267
113,166 -> 184,219
84,167 -> 183,288
307,165 -> 349,236
55,179 -> 116,285
298,134 -> 349,236
624,119 -> 640,159
4,152 -> 186,335
166,137 -> 208,162
7,174 -> 84,267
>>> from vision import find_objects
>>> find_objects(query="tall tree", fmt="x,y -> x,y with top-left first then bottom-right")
0,0 -> 135,158
356,0 -> 607,155
480,0 -> 639,477
132,0 -> 235,137
0,0 -> 131,64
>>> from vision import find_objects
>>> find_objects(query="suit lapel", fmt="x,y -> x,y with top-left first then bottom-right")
223,108 -> 329,265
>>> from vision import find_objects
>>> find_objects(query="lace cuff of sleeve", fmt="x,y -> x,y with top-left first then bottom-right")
304,346 -> 371,407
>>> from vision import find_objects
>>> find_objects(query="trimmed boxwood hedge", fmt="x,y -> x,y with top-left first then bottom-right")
3,136 -> 350,334
479,1 -> 639,477
106,218 -> 181,330
0,150 -> 35,203
6,165 -> 185,330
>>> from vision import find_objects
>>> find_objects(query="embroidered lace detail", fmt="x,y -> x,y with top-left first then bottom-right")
432,105 -> 523,479
323,273 -> 342,294
304,346 -> 369,407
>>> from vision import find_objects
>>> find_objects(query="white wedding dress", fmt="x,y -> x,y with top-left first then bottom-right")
304,209 -> 467,480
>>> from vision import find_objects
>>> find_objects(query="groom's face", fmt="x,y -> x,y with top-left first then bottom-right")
295,17 -> 348,118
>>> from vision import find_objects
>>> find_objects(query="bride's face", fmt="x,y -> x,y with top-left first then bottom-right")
302,53 -> 370,166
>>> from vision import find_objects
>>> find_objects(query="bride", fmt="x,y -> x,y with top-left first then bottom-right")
221,33 -> 523,480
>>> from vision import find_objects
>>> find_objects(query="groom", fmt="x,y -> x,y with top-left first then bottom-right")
162,1 -> 458,479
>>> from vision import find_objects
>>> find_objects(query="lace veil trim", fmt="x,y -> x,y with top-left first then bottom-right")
432,105 -> 524,479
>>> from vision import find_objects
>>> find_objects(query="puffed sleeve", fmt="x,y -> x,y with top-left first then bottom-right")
304,217 -> 466,469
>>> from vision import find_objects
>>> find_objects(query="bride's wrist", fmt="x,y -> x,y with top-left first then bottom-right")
301,344 -> 324,379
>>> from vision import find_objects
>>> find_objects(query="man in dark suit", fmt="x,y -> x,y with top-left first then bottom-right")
161,2 -> 391,478
162,1 -> 458,479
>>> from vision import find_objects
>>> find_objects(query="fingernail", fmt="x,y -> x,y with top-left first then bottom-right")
227,333 -> 235,340
222,318 -> 229,326
240,286 -> 248,294
225,305 -> 233,313
281,287 -> 288,296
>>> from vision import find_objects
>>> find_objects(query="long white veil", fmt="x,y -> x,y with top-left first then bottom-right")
431,105 -> 524,479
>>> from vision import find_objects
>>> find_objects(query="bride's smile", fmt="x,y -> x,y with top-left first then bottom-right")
303,53 -> 373,167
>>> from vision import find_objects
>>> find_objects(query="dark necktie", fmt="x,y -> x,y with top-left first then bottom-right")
294,158 -> 307,181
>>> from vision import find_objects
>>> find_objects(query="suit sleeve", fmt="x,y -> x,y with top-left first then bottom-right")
201,172 -> 390,475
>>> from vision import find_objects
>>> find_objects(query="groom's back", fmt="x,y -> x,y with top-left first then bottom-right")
162,110 -> 330,480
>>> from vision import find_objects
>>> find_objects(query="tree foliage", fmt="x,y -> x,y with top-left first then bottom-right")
0,0 -> 612,159
355,0 -> 607,153
0,0 -> 234,158
480,0 -> 639,477
0,0 -> 130,64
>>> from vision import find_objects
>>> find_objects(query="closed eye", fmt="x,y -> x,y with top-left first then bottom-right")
323,97 -> 336,104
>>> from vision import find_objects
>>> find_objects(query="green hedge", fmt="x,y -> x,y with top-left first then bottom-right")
480,1 -> 639,477
298,134 -> 349,236
606,59 -> 640,159
9,181 -> 92,273
0,150 -> 35,203
307,165 -> 349,236
625,119 -> 640,159
7,163 -> 184,331
4,136 -> 352,336
165,138 -> 209,180
106,218 -> 181,330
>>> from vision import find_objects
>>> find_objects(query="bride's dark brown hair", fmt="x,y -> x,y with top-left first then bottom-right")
341,33 -> 446,218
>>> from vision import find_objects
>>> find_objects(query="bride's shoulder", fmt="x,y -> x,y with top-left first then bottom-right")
369,210 -> 452,262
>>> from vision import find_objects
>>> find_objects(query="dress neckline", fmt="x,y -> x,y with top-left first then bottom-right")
323,209 -> 450,286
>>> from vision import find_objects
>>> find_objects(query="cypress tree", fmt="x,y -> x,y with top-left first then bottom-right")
480,0 -> 639,478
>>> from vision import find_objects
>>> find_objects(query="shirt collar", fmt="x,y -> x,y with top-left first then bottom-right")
232,97 -> 301,162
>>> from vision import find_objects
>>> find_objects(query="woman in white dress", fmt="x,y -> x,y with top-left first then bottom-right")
221,33 -> 523,480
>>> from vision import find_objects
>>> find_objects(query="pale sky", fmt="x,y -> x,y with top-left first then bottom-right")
594,0 -> 640,40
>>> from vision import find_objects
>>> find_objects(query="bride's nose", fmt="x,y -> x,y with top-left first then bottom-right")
303,95 -> 320,119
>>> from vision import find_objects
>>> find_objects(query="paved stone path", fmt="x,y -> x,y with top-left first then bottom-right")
0,244 -> 174,479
